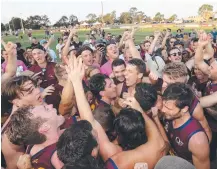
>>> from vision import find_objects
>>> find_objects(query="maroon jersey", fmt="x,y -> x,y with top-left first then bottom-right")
164,117 -> 206,162
120,81 -> 128,98
189,94 -> 199,116
106,158 -> 118,169
60,115 -> 77,129
204,81 -> 217,132
29,62 -> 58,89
26,143 -> 57,169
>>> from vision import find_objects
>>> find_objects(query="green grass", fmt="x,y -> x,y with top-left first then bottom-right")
2,27 -> 213,52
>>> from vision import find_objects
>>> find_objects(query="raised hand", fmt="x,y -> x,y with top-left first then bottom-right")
4,42 -> 17,57
69,27 -> 77,38
134,163 -> 148,169
154,31 -> 161,38
41,85 -> 55,98
65,55 -> 85,83
123,97 -> 143,113
198,30 -> 210,47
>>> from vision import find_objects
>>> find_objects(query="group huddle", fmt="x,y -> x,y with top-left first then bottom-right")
1,27 -> 217,169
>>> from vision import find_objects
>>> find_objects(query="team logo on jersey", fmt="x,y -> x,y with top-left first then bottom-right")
175,137 -> 184,146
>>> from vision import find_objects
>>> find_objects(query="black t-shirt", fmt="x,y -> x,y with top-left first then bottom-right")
187,76 -> 209,96
72,41 -> 83,49
31,42 -> 40,48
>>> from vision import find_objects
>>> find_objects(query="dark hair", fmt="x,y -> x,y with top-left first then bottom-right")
112,59 -> 126,70
2,76 -> 37,101
57,120 -> 98,165
89,74 -> 108,100
191,38 -> 199,43
26,46 -> 32,50
114,108 -> 147,150
31,44 -> 46,52
177,29 -> 181,33
134,83 -> 157,111
77,46 -> 93,57
16,42 -> 21,48
58,38 -> 63,43
174,41 -> 184,47
162,83 -> 194,109
63,158 -> 105,169
32,37 -> 36,39
168,47 -> 181,55
6,106 -> 47,145
93,107 -> 116,141
128,58 -> 146,75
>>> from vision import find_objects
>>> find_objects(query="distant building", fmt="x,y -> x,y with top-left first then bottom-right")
184,16 -> 205,23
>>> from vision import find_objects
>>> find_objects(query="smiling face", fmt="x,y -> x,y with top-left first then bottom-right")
12,80 -> 43,107
113,64 -> 126,82
81,50 -> 93,66
32,49 -> 47,64
32,104 -> 65,130
168,48 -> 182,63
194,66 -> 208,81
208,59 -> 217,81
106,44 -> 119,60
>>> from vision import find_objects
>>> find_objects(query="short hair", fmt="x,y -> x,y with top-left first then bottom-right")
134,83 -> 158,111
112,59 -> 126,70
128,58 -> 146,75
163,62 -> 188,80
57,120 -> 98,165
114,108 -> 147,150
168,47 -> 181,55
93,107 -> 116,141
26,46 -> 32,50
6,106 -> 47,145
54,64 -> 66,81
174,41 -> 184,47
2,76 -> 37,101
163,83 -> 194,109
191,38 -> 199,43
177,29 -> 181,32
1,48 -> 6,55
89,74 -> 108,100
143,40 -> 151,45
77,46 -> 93,57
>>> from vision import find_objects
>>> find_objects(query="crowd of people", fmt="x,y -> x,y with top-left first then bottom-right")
1,26 -> 217,169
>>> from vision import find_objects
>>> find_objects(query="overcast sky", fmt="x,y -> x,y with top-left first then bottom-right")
1,0 -> 217,24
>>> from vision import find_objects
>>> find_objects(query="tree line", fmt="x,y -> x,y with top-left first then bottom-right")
1,4 -> 214,31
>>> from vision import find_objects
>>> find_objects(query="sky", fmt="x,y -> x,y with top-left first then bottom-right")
1,0 -> 217,24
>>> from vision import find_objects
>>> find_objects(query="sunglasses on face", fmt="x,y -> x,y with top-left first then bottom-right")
170,52 -> 182,57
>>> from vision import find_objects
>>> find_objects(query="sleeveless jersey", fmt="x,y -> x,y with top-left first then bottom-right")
60,115 -> 77,129
105,158 -> 119,169
164,117 -> 205,162
26,143 -> 57,169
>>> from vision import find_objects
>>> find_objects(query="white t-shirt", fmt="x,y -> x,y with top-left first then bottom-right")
56,43 -> 64,58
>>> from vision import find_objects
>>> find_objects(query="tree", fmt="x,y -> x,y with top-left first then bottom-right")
168,14 -> 178,22
119,12 -> 132,24
1,23 -> 6,31
198,4 -> 213,21
86,13 -> 97,23
25,15 -> 42,29
69,14 -> 78,26
9,17 -> 24,30
41,15 -> 50,27
153,12 -> 164,22
135,11 -> 146,23
103,11 -> 116,24
129,7 -> 138,23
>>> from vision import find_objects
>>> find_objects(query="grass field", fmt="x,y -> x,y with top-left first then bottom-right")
1,27 -> 213,52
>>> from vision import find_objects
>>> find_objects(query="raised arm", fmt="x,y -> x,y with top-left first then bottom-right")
44,36 -> 55,50
125,38 -> 141,59
66,56 -> 121,161
1,42 -> 17,84
195,31 -> 213,75
148,31 -> 161,55
161,31 -> 170,49
62,27 -> 76,59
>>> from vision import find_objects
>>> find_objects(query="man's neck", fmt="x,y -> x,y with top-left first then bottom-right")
38,62 -> 47,68
42,127 -> 62,146
101,97 -> 112,105
172,112 -> 191,129
58,80 -> 65,87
